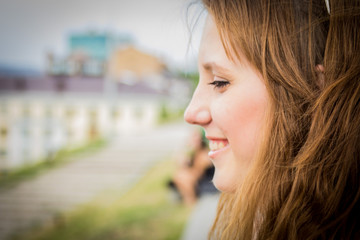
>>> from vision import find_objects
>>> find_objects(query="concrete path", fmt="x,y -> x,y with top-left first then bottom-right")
0,122 -> 192,240
181,193 -> 220,240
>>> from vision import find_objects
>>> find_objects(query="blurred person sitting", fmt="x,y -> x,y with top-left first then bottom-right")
168,128 -> 216,206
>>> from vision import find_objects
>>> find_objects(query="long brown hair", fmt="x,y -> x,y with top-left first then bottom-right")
200,0 -> 360,239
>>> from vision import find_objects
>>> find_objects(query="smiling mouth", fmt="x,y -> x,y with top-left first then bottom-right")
209,139 -> 229,151
208,139 -> 230,159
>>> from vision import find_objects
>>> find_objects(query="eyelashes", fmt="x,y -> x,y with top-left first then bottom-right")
209,80 -> 230,89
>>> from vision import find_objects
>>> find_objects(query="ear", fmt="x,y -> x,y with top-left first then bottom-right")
315,64 -> 325,90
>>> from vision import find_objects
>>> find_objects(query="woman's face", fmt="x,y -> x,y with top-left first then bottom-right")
184,16 -> 269,192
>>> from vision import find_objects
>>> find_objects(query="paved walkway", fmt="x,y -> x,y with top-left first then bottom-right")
181,193 -> 220,240
0,122 -> 192,240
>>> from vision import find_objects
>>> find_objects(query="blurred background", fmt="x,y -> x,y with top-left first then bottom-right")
0,0 -> 219,239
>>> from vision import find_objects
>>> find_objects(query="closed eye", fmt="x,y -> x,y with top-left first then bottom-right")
209,80 -> 230,89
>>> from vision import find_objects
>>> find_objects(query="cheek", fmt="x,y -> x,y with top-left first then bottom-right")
213,89 -> 268,158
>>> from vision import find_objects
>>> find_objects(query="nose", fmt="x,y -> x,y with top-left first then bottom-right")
184,86 -> 211,126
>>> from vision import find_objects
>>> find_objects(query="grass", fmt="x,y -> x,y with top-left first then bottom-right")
13,159 -> 193,240
0,138 -> 107,191
157,104 -> 185,125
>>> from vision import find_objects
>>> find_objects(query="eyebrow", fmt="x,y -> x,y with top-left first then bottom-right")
202,61 -> 233,77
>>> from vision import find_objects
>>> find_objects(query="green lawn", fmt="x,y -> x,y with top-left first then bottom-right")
14,159 -> 192,240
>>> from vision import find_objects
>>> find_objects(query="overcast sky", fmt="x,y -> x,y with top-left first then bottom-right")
0,0 -> 206,72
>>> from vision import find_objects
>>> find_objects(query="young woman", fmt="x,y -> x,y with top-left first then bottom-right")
184,0 -> 360,239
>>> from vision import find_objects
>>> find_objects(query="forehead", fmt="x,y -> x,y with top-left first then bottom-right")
198,15 -> 248,73
198,16 -> 231,67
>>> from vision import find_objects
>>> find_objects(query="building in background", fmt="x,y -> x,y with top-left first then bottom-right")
0,30 -> 192,171
108,46 -> 166,78
0,72 -> 191,171
47,31 -> 133,77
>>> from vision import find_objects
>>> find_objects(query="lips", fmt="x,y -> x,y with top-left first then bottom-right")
208,138 -> 229,159
209,139 -> 228,151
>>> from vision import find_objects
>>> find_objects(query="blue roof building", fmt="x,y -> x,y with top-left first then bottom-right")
47,31 -> 134,77
69,32 -> 133,61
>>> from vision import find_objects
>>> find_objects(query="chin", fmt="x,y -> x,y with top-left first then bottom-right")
212,170 -> 237,193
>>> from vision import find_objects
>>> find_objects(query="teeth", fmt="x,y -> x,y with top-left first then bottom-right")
209,140 -> 228,151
